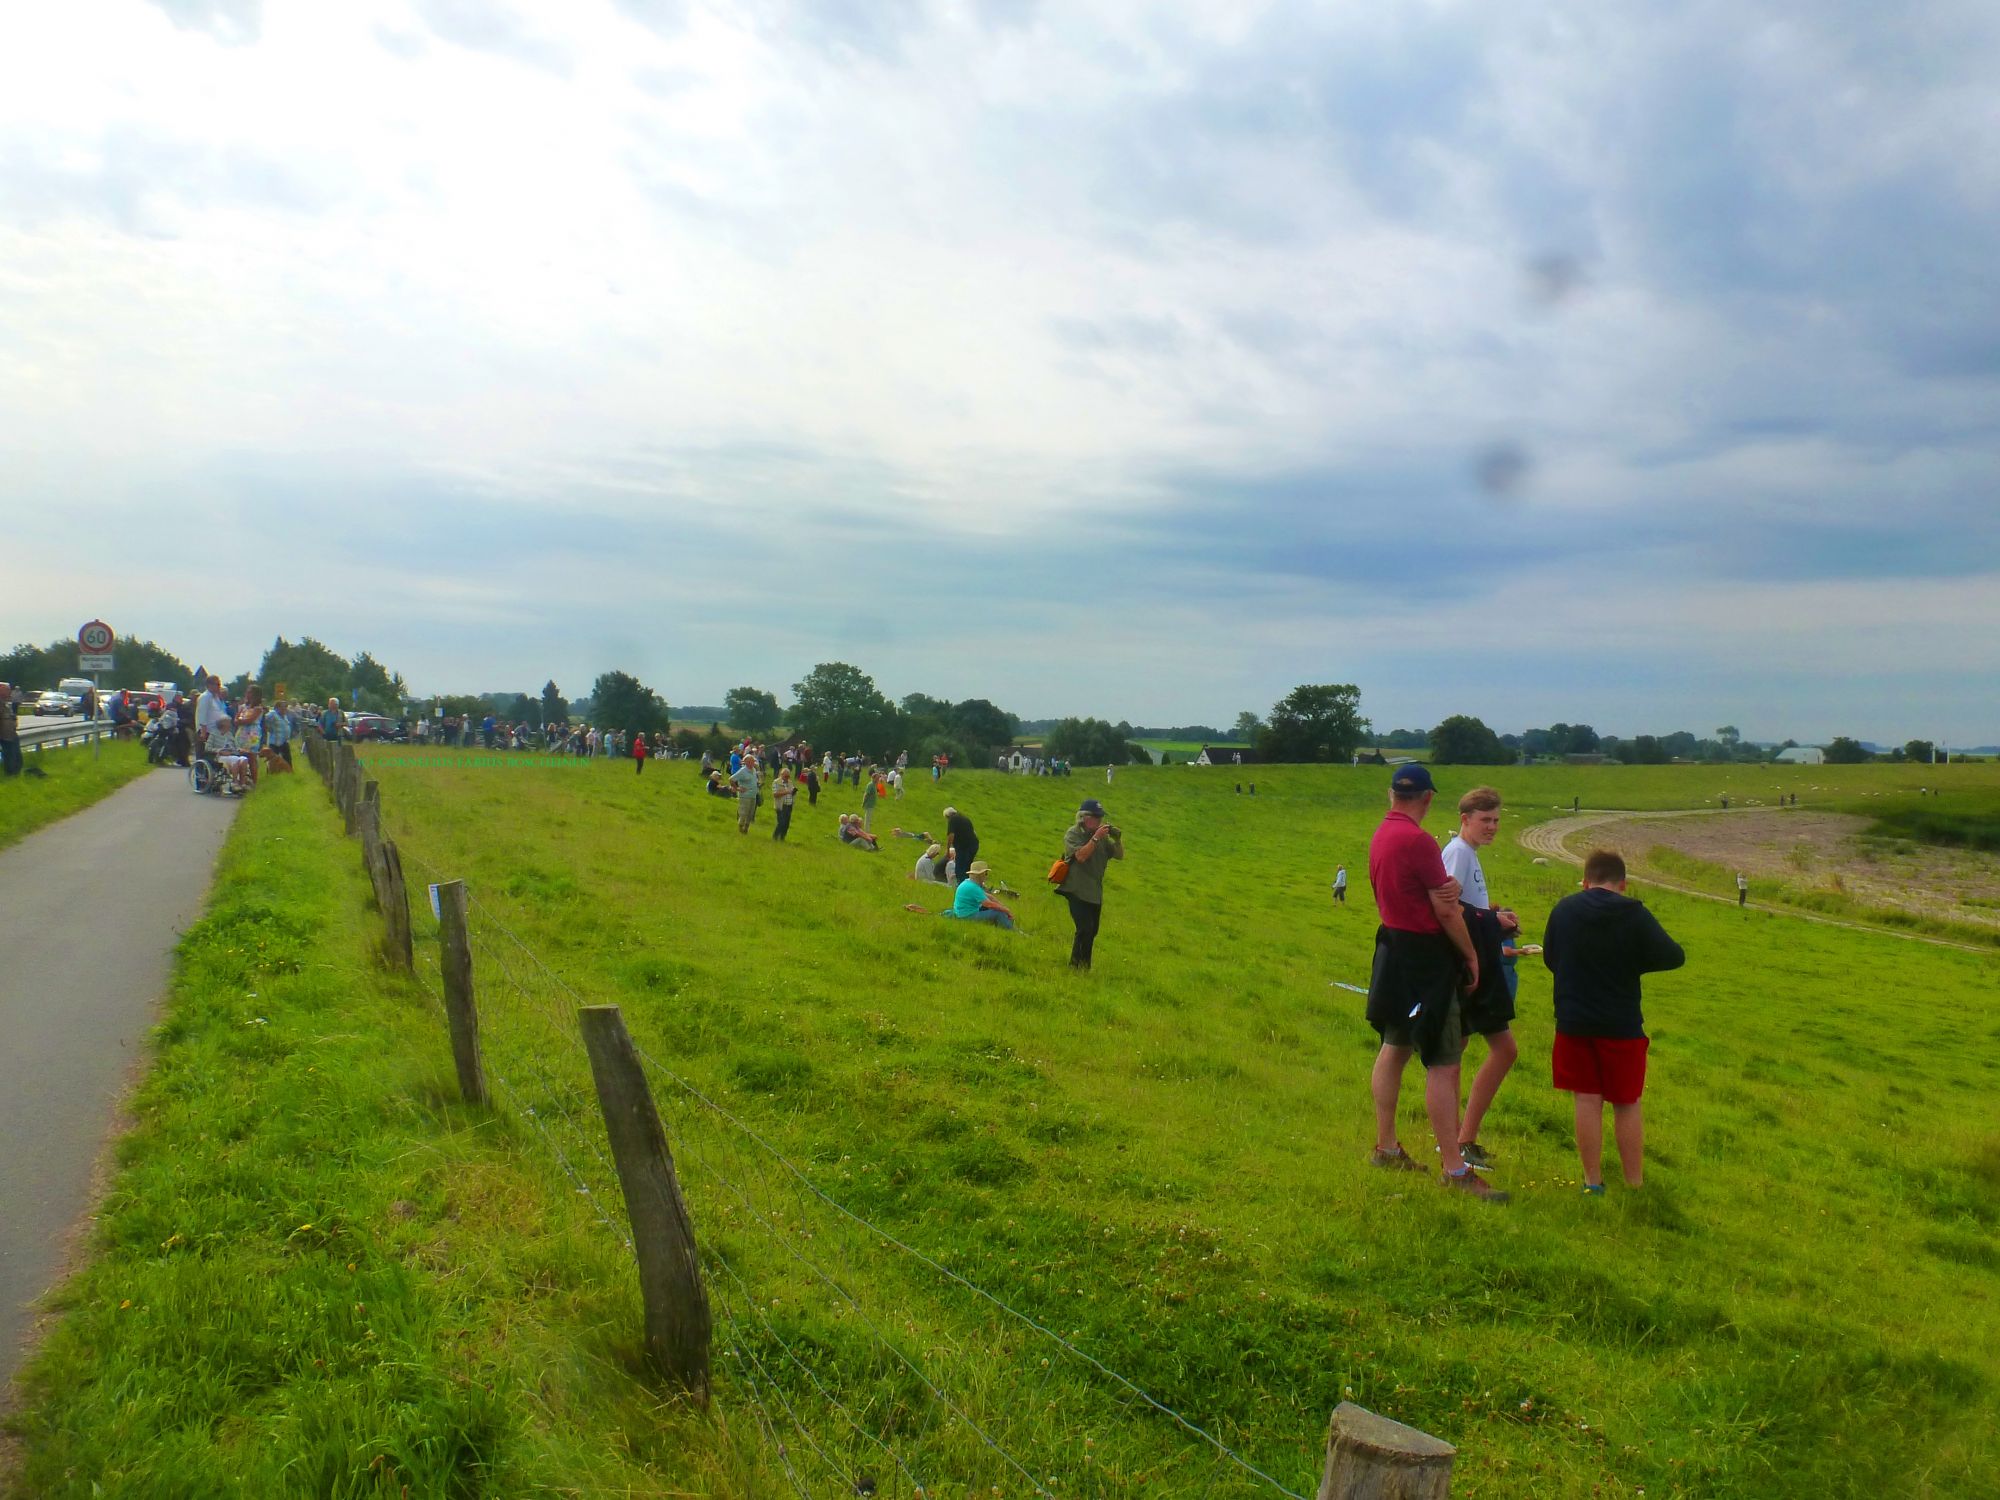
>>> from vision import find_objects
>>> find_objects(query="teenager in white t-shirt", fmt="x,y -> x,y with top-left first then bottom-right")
1439,786 -> 1520,1171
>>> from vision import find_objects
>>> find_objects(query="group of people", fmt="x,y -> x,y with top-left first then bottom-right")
1363,764 -> 1684,1202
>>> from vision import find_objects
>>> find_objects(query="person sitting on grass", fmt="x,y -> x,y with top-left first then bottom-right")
910,842 -> 947,883
1543,848 -> 1686,1195
837,814 -> 880,851
939,861 -> 1016,929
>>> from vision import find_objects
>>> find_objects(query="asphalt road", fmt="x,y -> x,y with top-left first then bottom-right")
0,766 -> 236,1392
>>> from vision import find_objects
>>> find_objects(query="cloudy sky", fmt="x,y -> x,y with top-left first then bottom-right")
3,0 -> 1996,742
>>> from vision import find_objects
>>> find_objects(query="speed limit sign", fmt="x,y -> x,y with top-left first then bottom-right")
78,620 -> 116,654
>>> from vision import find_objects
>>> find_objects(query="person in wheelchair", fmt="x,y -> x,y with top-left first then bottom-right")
203,717 -> 254,794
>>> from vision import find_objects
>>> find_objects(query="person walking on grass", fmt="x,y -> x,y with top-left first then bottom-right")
771,765 -> 797,841
1364,765 -> 1507,1202
1736,871 -> 1748,907
633,730 -> 649,775
1543,849 -> 1685,1193
732,754 -> 760,834
1331,863 -> 1348,906
1441,787 -> 1520,1173
862,766 -> 878,831
1055,797 -> 1122,969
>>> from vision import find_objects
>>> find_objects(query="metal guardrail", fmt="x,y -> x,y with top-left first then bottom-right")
19,719 -> 115,752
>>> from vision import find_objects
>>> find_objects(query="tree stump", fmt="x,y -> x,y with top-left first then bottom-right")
1318,1403 -> 1455,1500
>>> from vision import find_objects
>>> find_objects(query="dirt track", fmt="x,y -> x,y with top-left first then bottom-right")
1516,808 -> 1992,954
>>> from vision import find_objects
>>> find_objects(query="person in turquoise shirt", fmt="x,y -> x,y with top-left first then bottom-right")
943,862 -> 1015,929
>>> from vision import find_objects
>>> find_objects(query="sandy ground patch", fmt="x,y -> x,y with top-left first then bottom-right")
1567,810 -> 2000,933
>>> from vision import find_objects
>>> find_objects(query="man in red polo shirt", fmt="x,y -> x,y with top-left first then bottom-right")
1365,764 -> 1508,1202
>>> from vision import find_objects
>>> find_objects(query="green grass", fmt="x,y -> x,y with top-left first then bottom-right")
1863,804 -> 2000,852
0,740 -> 152,851
11,755 -> 2000,1497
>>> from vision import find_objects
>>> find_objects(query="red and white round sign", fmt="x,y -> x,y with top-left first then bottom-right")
78,619 -> 115,653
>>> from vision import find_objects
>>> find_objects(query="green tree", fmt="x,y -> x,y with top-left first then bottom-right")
1627,734 -> 1669,764
1823,736 -> 1870,764
949,698 -> 1018,761
1427,714 -> 1510,765
590,671 -> 672,736
1045,717 -> 1143,766
1258,683 -> 1368,764
1903,739 -> 1937,764
1232,710 -> 1262,742
256,637 -> 350,707
789,662 -> 896,755
725,686 -> 782,735
541,680 -> 568,725
1715,725 -> 1741,748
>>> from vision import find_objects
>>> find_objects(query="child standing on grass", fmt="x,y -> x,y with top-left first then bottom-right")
1542,849 -> 1685,1194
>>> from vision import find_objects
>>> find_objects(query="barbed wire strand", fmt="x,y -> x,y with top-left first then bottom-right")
382,836 -> 1294,1497
669,1098 -> 1050,1499
633,1043 -> 1307,1500
714,1285 -> 815,1499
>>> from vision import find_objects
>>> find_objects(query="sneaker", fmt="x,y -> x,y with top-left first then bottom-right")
1369,1146 -> 1426,1172
1443,1167 -> 1510,1203
1458,1141 -> 1496,1171
1580,1182 -> 1606,1196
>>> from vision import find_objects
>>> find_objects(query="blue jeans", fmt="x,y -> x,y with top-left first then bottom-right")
944,907 -> 1015,930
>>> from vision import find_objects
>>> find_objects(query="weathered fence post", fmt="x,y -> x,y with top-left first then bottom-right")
1318,1403 -> 1455,1500
378,837 -> 413,970
435,880 -> 488,1105
578,1005 -> 711,1400
338,745 -> 361,834
357,791 -> 385,904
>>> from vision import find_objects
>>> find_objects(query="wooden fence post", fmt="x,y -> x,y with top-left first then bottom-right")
378,837 -> 413,971
357,796 -> 385,905
1318,1403 -> 1455,1500
578,1005 -> 711,1400
435,880 -> 488,1105
338,745 -> 360,834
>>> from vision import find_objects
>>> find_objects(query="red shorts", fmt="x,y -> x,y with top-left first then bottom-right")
1552,1034 -> 1649,1105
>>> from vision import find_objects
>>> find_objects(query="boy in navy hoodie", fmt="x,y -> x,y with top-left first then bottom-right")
1543,850 -> 1685,1193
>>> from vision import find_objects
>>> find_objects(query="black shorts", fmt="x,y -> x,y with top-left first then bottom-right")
1367,926 -> 1467,1068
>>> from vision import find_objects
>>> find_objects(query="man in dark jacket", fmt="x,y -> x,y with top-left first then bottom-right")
1543,849 -> 1685,1193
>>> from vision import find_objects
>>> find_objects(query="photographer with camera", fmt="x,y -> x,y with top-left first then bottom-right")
1055,797 -> 1124,970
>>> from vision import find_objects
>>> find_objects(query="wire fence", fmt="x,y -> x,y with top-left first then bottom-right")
347,751 -> 1320,1498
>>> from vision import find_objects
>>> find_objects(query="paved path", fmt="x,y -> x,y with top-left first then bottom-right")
0,767 -> 237,1393
1518,807 -> 1990,954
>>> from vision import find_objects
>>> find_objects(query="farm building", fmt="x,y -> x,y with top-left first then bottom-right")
1774,746 -> 1826,765
1195,745 -> 1257,766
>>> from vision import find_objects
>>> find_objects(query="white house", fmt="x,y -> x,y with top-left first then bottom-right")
1774,746 -> 1825,765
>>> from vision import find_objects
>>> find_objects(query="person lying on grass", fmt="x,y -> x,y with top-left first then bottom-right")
1543,848 -> 1686,1194
890,827 -> 934,841
837,814 -> 880,851
938,861 -> 1016,930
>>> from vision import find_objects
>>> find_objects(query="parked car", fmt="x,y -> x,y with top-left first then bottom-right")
35,689 -> 78,716
346,713 -> 397,741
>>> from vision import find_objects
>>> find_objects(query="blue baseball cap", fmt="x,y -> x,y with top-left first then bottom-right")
1390,763 -> 1436,797
1078,798 -> 1108,818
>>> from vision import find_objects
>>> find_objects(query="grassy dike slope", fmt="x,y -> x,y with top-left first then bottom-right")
2,772 -> 782,1498
350,750 -> 1993,1497
9,755 -> 1997,1497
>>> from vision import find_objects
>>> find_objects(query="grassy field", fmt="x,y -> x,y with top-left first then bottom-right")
9,753 -> 1999,1496
0,739 -> 151,851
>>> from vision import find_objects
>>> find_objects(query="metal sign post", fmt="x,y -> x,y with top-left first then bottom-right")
78,621 -> 115,761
